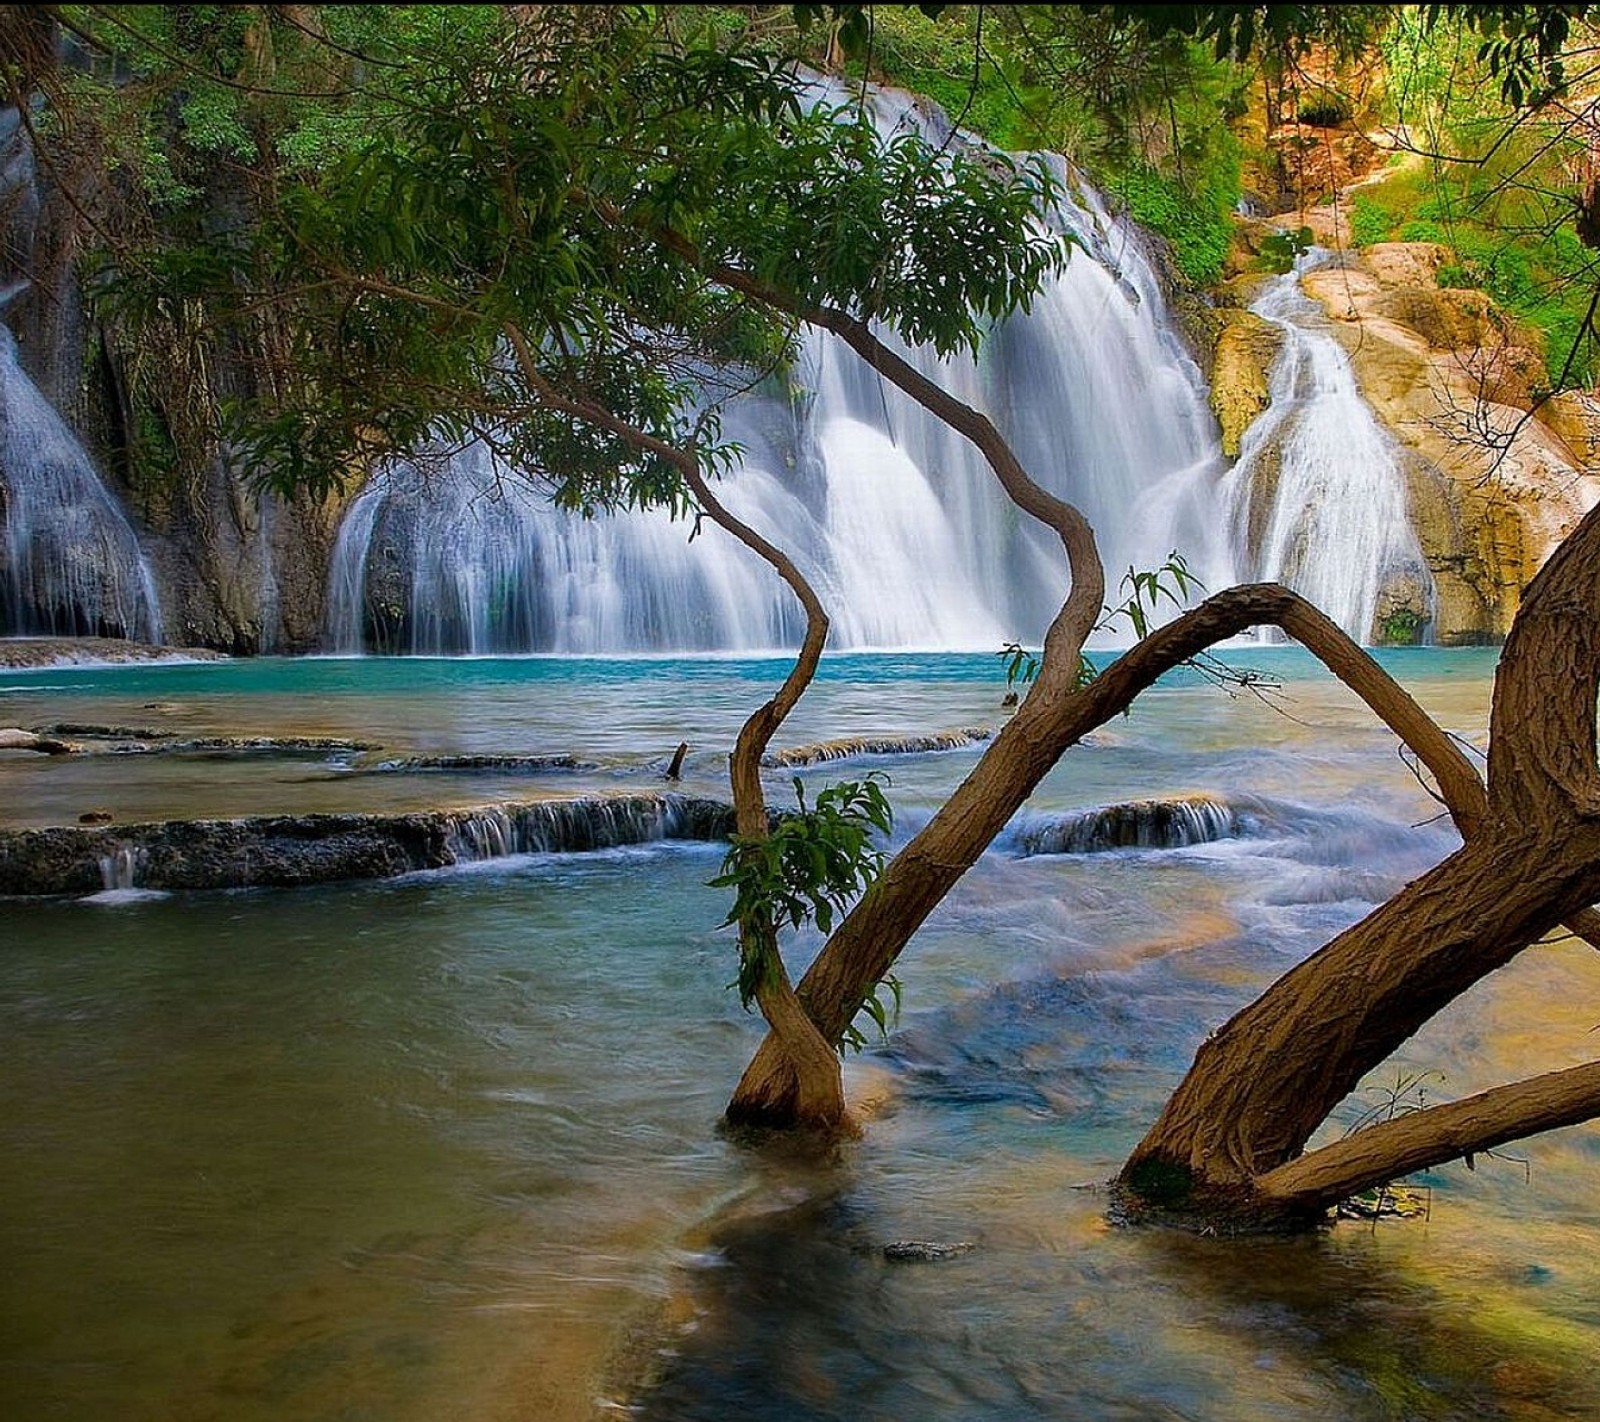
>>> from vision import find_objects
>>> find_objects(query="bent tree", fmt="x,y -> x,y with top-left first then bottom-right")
44,1 -> 1600,1225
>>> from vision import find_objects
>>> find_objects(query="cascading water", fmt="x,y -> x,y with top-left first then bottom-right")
0,325 -> 164,643
325,150 -> 1235,655
1221,250 -> 1434,642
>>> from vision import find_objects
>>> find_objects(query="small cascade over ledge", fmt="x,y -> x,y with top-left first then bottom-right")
0,326 -> 164,643
0,794 -> 740,897
1010,794 -> 1249,855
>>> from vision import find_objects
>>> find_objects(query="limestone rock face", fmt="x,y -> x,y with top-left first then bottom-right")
1297,254 -> 1600,643
1210,310 -> 1285,457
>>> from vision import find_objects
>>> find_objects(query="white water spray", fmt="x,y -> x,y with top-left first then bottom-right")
1221,253 -> 1433,641
0,326 -> 164,642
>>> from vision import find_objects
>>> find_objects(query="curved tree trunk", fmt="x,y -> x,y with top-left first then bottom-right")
729,585 -> 1497,1125
1120,501 -> 1600,1223
505,326 -> 847,1124
1121,827 -> 1600,1218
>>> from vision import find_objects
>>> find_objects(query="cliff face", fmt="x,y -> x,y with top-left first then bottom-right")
0,106 -> 342,653
1301,241 -> 1600,643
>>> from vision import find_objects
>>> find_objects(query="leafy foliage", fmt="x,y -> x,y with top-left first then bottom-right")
1353,7 -> 1600,385
1104,550 -> 1205,640
710,774 -> 894,1010
1116,163 -> 1236,284
69,5 -> 1067,502
998,641 -> 1041,687
839,972 -> 904,1053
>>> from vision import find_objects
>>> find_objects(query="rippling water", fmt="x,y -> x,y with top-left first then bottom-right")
6,649 -> 1600,1421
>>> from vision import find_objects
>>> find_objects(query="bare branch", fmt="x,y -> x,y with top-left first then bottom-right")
1256,1060 -> 1600,1210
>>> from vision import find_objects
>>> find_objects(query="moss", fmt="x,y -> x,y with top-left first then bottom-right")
1121,1155 -> 1195,1209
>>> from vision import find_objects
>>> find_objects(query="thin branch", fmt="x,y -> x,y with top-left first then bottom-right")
1256,1059 -> 1600,1210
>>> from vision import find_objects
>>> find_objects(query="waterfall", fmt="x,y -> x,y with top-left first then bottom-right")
326,165 -> 1234,655
1222,252 -> 1433,642
0,326 -> 164,643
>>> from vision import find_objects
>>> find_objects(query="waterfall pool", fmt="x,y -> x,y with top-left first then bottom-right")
5,648 -> 1600,1421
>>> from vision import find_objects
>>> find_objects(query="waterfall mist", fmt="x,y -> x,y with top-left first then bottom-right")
0,327 -> 163,644
325,172 -> 1234,656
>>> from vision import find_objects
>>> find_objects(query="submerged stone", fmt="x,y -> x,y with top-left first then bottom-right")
882,1240 -> 976,1262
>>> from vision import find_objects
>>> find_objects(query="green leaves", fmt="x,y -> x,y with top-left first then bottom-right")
998,641 -> 1040,688
1102,550 -> 1204,641
1259,225 -> 1315,275
710,774 -> 894,1012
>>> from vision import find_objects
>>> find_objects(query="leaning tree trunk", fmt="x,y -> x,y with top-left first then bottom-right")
1121,500 -> 1600,1223
505,328 -> 849,1125
728,584 -> 1496,1127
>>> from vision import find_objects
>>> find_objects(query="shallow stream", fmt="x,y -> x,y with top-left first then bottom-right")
4,649 -> 1600,1421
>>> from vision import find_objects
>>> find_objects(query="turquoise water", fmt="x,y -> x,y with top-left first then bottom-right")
5,649 -> 1599,1421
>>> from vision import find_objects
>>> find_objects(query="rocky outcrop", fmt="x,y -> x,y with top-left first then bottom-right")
1,104 -> 346,655
0,794 -> 741,896
142,455 -> 348,654
1209,309 -> 1285,456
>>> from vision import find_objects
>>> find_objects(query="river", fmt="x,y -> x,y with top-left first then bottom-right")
4,648 -> 1599,1421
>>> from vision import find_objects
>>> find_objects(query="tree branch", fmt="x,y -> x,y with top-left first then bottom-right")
1256,1060 -> 1600,1211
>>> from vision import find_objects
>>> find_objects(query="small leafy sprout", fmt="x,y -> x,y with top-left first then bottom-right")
998,640 -> 1039,688
840,972 -> 903,1054
1003,551 -> 1204,697
709,772 -> 894,1017
1101,550 -> 1204,641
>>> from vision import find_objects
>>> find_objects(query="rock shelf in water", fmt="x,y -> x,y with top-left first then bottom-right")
1014,794 -> 1246,855
0,638 -> 227,669
763,727 -> 993,768
359,753 -> 594,774
22,727 -> 377,757
0,794 -> 739,897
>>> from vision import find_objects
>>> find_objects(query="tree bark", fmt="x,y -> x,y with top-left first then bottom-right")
1120,501 -> 1600,1221
728,585 -> 1496,1124
1255,1060 -> 1600,1213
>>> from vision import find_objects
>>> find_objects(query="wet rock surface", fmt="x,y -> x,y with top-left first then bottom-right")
360,753 -> 594,774
763,727 -> 993,768
0,794 -> 739,896
0,637 -> 228,668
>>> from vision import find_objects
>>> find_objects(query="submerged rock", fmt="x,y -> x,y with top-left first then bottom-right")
882,1240 -> 976,1262
0,727 -> 75,754
32,722 -> 176,740
24,726 -> 374,757
1016,794 -> 1244,855
0,794 -> 739,896
360,753 -> 592,774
